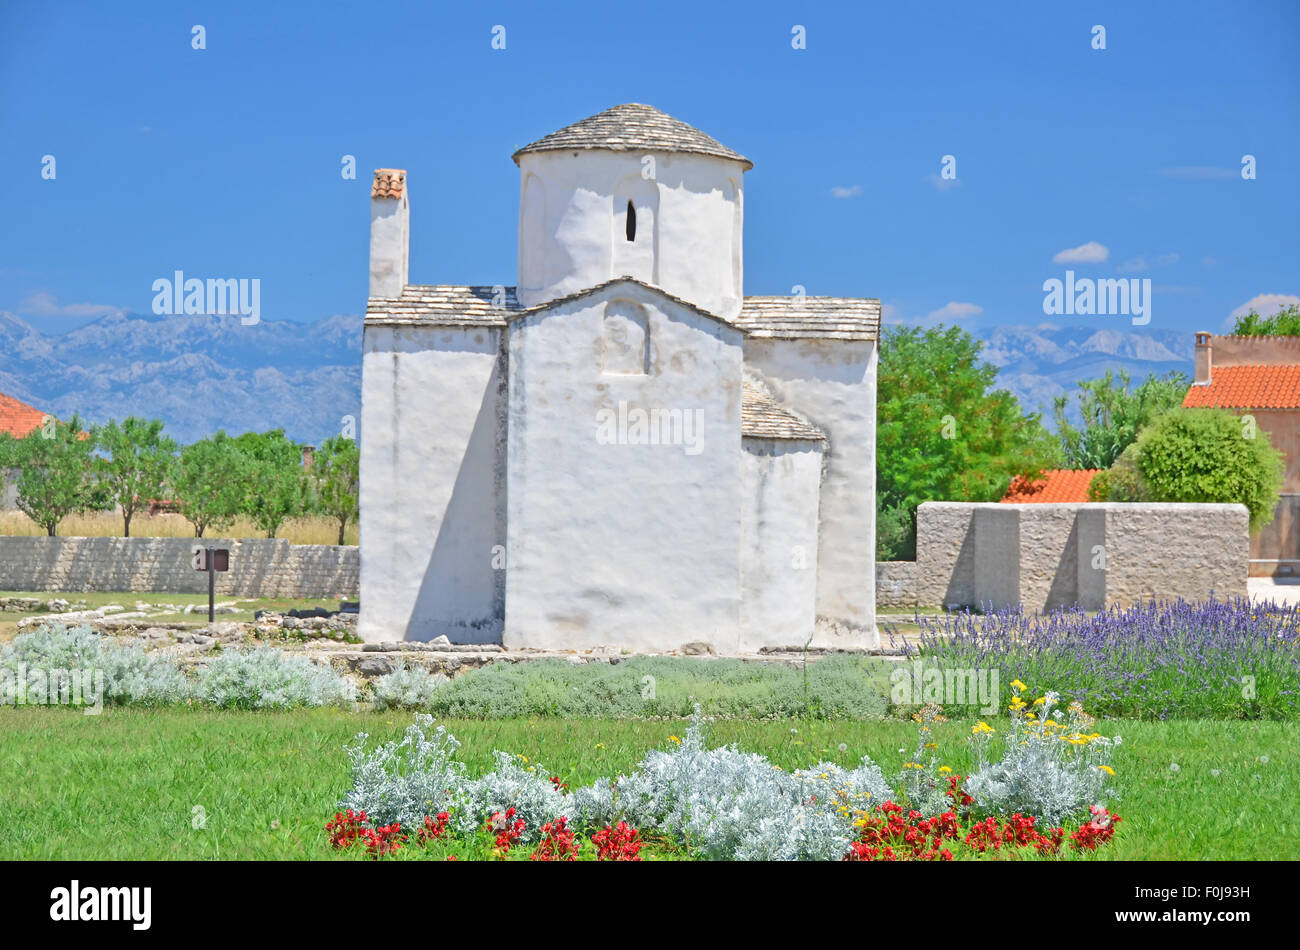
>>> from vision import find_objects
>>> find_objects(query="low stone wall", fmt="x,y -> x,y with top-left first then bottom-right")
0,536 -> 358,598
875,561 -> 917,608
916,502 -> 1249,611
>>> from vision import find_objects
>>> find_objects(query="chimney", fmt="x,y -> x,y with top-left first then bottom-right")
369,169 -> 409,299
1194,331 -> 1212,383
301,445 -> 315,470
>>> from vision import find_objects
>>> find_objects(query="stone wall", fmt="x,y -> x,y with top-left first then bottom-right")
875,561 -> 917,608
0,537 -> 358,598
916,502 -> 1249,610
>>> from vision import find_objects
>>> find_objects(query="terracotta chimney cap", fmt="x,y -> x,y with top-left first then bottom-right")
371,169 -> 406,200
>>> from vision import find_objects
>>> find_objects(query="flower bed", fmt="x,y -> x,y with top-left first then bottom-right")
330,686 -> 1122,861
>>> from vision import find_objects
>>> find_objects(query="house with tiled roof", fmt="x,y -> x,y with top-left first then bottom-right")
0,391 -> 53,508
361,104 -> 880,651
1001,468 -> 1103,504
1184,331 -> 1300,572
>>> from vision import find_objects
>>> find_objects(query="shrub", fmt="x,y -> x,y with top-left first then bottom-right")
421,655 -> 892,720
460,751 -> 569,841
876,500 -> 916,561
370,661 -> 448,711
340,714 -> 470,830
195,647 -> 356,709
1087,442 -> 1149,502
963,687 -> 1120,825
1133,407 -> 1284,531
1,624 -> 190,705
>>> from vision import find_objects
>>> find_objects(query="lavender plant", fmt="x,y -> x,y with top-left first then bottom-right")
908,598 -> 1300,719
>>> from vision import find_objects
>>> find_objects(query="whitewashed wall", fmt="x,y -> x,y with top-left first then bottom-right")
739,438 -> 823,649
504,281 -> 744,652
743,338 -> 879,648
516,150 -> 746,319
359,325 -> 506,642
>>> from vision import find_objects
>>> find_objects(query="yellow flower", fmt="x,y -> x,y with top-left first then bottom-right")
972,721 -> 995,735
668,735 -> 681,745
594,743 -> 605,750
939,766 -> 953,774
1033,697 -> 1047,706
1099,765 -> 1115,776
1010,679 -> 1027,693
924,742 -> 937,750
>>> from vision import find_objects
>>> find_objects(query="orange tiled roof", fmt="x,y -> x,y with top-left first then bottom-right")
0,391 -> 48,438
1182,364 -> 1300,409
1001,469 -> 1102,504
371,168 -> 406,200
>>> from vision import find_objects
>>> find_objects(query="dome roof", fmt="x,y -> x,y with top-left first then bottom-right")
512,103 -> 752,170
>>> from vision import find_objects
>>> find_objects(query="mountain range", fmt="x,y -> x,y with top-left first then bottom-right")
0,310 -> 1195,444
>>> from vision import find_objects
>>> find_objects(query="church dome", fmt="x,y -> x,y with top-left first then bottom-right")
512,103 -> 752,170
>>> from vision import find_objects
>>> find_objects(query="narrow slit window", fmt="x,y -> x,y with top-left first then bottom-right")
625,200 -> 636,242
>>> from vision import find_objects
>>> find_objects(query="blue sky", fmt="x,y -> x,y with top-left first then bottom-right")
1,0 -> 1297,336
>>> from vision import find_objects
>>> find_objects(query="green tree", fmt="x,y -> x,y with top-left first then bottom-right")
877,324 -> 1061,528
1052,369 -> 1189,469
1124,408 -> 1284,531
92,417 -> 178,536
1230,303 -> 1300,336
172,432 -> 249,538
1,414 -> 104,536
310,435 -> 360,545
234,429 -> 309,538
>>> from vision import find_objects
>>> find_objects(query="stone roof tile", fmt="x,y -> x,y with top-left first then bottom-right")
513,103 -> 752,170
736,296 -> 881,341
741,381 -> 825,442
366,285 -> 519,327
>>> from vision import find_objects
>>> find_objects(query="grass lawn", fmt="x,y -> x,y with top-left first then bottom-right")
2,707 -> 1294,860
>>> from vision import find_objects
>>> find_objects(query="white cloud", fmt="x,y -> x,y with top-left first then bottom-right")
19,291 -> 125,319
1052,241 -> 1109,265
1160,166 -> 1235,180
1227,293 -> 1300,328
1118,252 -> 1179,273
925,301 -> 983,323
830,184 -> 863,199
880,302 -> 903,324
925,174 -> 960,191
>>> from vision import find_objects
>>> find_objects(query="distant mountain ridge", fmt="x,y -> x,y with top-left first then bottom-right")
0,310 -> 362,444
0,311 -> 1194,443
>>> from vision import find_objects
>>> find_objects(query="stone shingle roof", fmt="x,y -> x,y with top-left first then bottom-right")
366,285 -> 520,327
736,296 -> 881,341
512,103 -> 752,170
741,382 -> 825,442
368,283 -> 880,341
371,169 -> 406,200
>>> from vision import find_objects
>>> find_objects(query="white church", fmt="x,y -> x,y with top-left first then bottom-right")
359,103 -> 880,653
